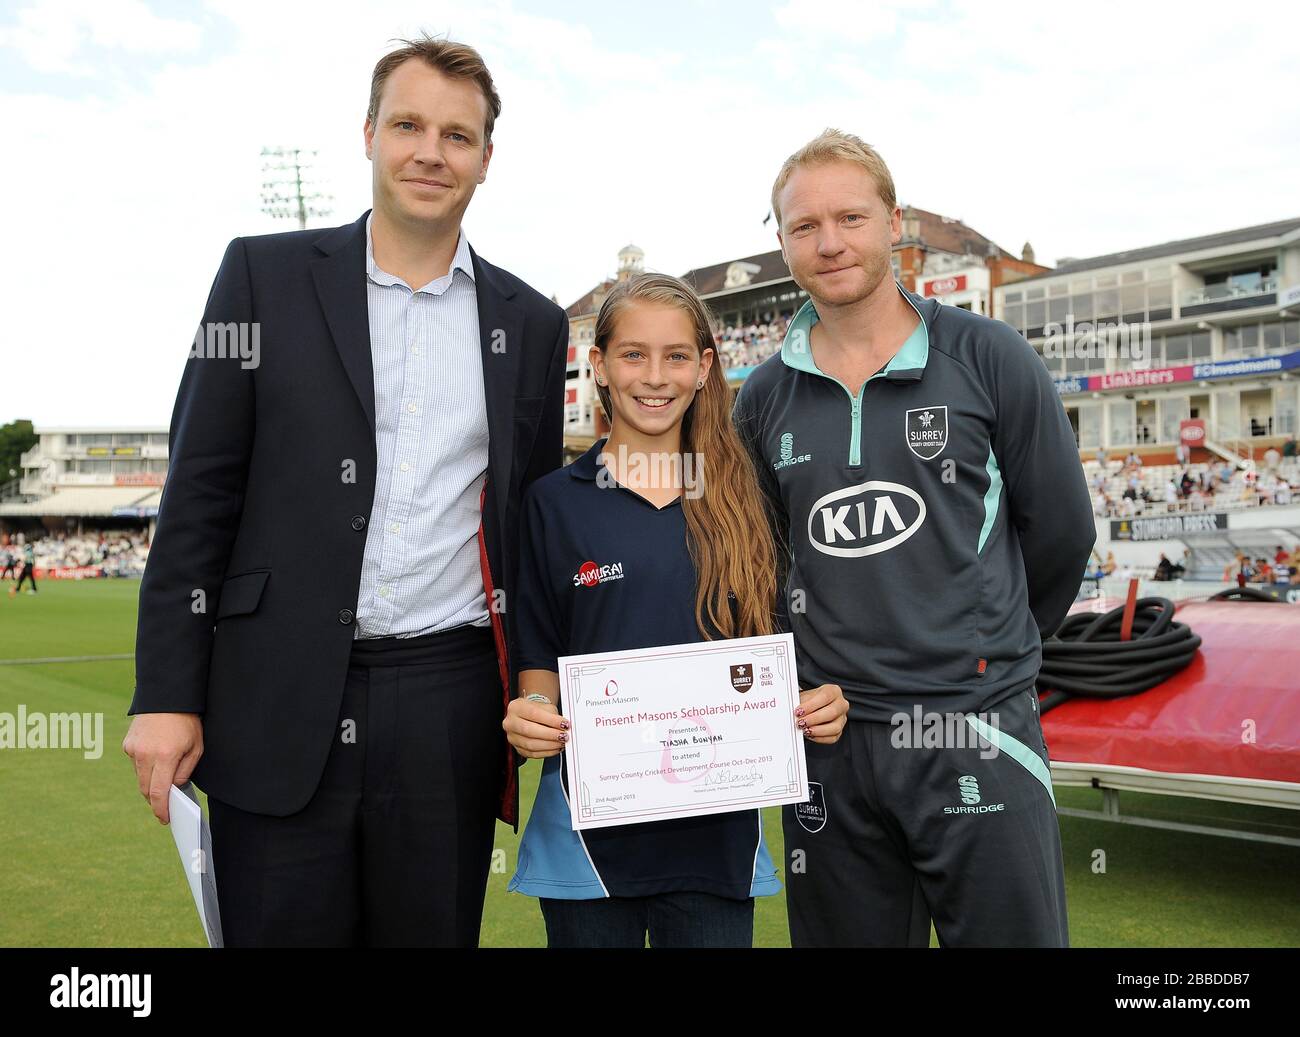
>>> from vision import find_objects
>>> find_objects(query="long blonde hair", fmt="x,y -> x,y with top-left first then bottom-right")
593,273 -> 778,639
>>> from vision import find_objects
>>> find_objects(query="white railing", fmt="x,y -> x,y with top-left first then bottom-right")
1182,278 -> 1277,308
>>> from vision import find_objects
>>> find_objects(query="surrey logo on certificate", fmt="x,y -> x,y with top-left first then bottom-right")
558,632 -> 809,830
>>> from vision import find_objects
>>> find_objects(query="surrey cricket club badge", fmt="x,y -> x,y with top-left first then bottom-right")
905,406 -> 948,460
795,782 -> 827,833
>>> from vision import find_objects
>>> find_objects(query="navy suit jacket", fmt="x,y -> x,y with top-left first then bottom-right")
131,211 -> 569,825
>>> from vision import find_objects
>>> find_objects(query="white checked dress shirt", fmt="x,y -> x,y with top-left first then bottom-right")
354,213 -> 492,638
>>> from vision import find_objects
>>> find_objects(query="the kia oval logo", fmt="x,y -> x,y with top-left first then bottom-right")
807,480 -> 926,557
1183,427 -> 1204,442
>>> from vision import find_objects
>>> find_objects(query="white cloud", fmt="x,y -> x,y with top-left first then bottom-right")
2,0 -> 1297,425
0,0 -> 203,75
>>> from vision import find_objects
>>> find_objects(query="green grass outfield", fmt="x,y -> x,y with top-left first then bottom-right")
1,579 -> 1297,947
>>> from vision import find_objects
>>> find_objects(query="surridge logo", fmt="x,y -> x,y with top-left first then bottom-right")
944,773 -> 1005,815
774,430 -> 812,470
807,480 -> 926,557
573,559 -> 625,588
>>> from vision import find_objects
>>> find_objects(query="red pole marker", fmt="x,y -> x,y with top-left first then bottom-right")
1120,577 -> 1139,642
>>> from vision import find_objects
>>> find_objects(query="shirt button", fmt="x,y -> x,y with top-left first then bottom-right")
399,462 -> 410,472
350,515 -> 366,531
379,587 -> 390,599
338,609 -> 354,625
389,523 -> 400,534
407,403 -> 417,413
411,345 -> 421,356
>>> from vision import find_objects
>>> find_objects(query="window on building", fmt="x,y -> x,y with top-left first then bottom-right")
1263,322 -> 1286,355
1094,288 -> 1119,322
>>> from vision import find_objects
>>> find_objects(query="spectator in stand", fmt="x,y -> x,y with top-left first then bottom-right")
1180,470 -> 1195,497
1174,442 -> 1189,467
1154,553 -> 1173,581
1188,486 -> 1205,510
1164,479 -> 1178,511
1259,473 -> 1278,505
0,548 -> 15,581
1218,461 -> 1235,483
1125,450 -> 1142,471
1264,445 -> 1282,473
1277,480 -> 1293,506
1170,552 -> 1187,579
1255,558 -> 1274,584
1283,435 -> 1296,459
1277,545 -> 1291,566
1231,553 -> 1251,587
1102,551 -> 1116,575
1097,447 -> 1108,468
1093,490 -> 1110,517
1223,552 -> 1245,583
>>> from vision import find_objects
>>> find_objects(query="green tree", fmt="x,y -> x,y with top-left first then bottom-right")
0,420 -> 37,484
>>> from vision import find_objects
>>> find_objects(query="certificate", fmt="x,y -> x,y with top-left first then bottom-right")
559,632 -> 808,830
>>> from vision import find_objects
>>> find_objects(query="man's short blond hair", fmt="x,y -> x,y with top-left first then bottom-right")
770,128 -> 897,228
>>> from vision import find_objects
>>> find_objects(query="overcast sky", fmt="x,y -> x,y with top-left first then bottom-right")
3,0 -> 1297,426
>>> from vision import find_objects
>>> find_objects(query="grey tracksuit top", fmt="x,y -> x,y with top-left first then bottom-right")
732,283 -> 1095,722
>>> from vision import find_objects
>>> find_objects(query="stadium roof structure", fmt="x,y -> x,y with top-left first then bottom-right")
564,278 -> 617,319
1017,217 -> 1300,281
0,486 -> 160,518
33,426 -> 169,434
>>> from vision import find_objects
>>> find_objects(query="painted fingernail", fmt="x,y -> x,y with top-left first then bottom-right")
797,719 -> 807,729
559,732 -> 568,742
795,707 -> 805,717
560,719 -> 570,729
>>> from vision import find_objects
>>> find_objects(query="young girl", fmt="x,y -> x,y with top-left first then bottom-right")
503,273 -> 848,948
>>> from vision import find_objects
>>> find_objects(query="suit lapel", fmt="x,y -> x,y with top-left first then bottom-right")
471,246 -> 523,533
311,213 -> 375,432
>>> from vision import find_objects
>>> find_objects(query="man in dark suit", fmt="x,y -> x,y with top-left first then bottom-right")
123,35 -> 568,946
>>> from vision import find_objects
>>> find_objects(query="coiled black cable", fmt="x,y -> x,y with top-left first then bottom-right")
1037,597 -> 1201,713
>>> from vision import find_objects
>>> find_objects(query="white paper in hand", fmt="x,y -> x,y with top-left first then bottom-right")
168,782 -> 223,948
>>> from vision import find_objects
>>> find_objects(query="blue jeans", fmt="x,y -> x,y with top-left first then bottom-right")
539,892 -> 754,948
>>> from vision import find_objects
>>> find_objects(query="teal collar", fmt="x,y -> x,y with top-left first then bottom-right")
780,281 -> 929,383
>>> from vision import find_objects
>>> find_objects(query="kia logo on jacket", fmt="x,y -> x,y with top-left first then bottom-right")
807,480 -> 927,557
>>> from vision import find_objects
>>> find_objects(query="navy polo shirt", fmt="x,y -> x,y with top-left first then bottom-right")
508,438 -> 780,901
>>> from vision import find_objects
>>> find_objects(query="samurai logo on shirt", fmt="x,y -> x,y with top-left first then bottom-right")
572,560 -> 625,588
905,405 -> 948,460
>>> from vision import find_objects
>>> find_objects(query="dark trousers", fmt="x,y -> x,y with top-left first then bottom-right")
208,622 -> 503,947
783,686 -> 1068,948
15,564 -> 36,591
540,892 -> 754,948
